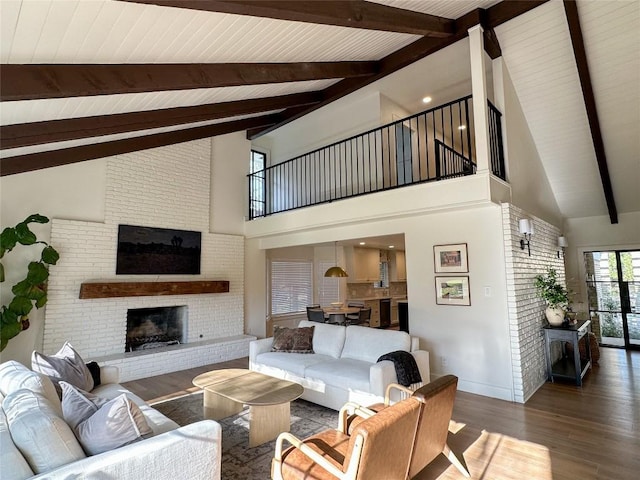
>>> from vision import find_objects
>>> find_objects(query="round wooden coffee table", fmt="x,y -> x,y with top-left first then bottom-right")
193,368 -> 304,447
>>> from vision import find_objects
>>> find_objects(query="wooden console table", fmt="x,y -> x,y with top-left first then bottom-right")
543,319 -> 592,386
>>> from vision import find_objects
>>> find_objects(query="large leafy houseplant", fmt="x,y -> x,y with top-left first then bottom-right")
0,214 -> 59,351
534,268 -> 569,326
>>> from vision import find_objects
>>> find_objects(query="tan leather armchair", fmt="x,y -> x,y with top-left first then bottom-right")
271,397 -> 421,480
348,375 -> 470,478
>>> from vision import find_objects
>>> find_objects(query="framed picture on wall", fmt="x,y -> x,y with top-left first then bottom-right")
434,243 -> 468,273
435,276 -> 471,306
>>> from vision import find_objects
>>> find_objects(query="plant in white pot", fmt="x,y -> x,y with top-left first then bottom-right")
534,268 -> 569,326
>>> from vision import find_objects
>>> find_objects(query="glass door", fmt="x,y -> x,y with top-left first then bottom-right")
585,250 -> 640,349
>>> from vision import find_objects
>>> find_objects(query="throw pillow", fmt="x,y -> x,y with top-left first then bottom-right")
60,381 -> 108,430
85,361 -> 101,387
74,394 -> 153,456
32,342 -> 94,395
271,326 -> 315,353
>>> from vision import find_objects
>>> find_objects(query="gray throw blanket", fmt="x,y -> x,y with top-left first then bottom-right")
377,350 -> 422,387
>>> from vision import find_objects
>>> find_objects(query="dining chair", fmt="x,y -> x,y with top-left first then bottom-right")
272,397 -> 421,480
347,307 -> 371,326
345,301 -> 365,322
307,308 -> 326,323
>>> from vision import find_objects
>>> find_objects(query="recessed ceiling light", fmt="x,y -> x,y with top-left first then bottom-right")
422,96 -> 432,104
359,242 -> 366,245
458,125 -> 466,130
388,245 -> 395,249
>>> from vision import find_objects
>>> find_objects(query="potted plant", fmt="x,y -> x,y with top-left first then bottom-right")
534,268 -> 569,326
0,214 -> 59,351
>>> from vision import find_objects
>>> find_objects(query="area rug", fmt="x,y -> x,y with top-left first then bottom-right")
152,392 -> 339,480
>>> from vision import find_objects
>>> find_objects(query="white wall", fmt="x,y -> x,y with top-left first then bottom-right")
244,202 -> 515,401
496,59 -> 563,226
253,91 -> 383,164
380,94 -> 410,124
211,133 -> 252,234
406,206 -> 513,400
244,237 -> 267,338
0,160 -> 107,364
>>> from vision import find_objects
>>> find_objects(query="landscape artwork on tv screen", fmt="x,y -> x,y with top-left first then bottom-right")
116,225 -> 201,275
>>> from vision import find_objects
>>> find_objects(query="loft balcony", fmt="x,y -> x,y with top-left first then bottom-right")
248,95 -> 505,220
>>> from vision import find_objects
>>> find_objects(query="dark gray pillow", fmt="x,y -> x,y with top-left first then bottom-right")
271,326 -> 315,353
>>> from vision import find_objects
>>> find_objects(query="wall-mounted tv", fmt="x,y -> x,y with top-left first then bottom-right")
116,225 -> 201,275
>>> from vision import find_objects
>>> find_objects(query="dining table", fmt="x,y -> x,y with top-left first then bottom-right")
321,306 -> 360,325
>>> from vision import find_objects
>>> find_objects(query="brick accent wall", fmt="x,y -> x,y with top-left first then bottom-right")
502,203 -> 565,403
44,139 -> 253,381
104,140 -> 211,230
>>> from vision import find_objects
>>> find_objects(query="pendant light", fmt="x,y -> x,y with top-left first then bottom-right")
324,242 -> 348,277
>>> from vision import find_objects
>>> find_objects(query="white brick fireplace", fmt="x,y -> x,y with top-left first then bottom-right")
44,139 -> 254,382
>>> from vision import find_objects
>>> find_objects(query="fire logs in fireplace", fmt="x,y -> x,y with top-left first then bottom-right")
126,306 -> 187,352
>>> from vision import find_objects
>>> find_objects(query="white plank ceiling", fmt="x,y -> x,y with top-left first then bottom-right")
495,0 -> 639,218
1,0 -> 638,221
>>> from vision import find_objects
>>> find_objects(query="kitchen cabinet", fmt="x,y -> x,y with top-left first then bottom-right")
360,298 -> 391,328
389,250 -> 406,281
346,247 -> 380,282
364,299 -> 380,327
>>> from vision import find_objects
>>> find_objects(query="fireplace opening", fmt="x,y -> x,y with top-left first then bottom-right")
126,306 -> 187,352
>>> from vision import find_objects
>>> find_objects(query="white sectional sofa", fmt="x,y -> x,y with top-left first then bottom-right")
250,321 -> 430,410
0,360 -> 222,480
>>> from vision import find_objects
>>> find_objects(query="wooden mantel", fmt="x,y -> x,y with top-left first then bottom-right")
79,280 -> 229,299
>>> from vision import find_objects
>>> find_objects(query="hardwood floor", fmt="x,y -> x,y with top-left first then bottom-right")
123,347 -> 639,480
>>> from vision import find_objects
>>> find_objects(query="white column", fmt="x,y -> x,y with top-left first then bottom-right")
492,57 -> 509,181
468,25 -> 491,173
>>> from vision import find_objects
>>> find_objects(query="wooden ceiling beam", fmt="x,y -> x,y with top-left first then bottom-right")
128,0 -> 455,37
0,62 -> 376,101
0,0 -> 550,171
0,114 -> 279,176
483,27 -> 502,60
250,1 -> 548,138
484,0 -> 549,28
563,0 -> 617,224
252,34 -> 454,138
1,92 -> 322,150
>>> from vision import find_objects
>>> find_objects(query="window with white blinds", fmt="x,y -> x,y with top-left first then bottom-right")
270,260 -> 313,315
318,260 -> 340,306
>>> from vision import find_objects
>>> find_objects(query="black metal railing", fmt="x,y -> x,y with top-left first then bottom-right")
435,140 -> 476,179
248,95 -> 504,219
488,101 -> 506,180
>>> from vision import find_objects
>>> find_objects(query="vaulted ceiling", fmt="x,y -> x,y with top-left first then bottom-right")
1,0 -> 638,223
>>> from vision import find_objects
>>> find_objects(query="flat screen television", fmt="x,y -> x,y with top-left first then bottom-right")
116,225 -> 201,275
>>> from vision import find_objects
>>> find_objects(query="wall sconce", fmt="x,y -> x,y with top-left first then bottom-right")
518,219 -> 534,256
557,236 -> 568,258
